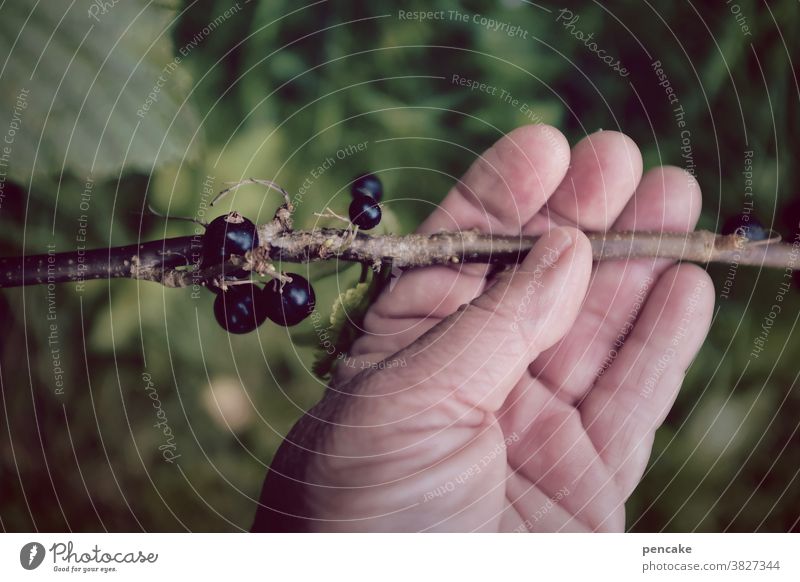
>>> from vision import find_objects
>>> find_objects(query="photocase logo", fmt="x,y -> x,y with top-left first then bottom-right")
19,542 -> 46,570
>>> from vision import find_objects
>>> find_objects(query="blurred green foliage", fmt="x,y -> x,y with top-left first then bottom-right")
1,0 -> 798,531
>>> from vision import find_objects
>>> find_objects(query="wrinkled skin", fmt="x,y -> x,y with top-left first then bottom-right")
253,125 -> 714,532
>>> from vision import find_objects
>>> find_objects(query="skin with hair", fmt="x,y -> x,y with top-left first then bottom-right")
252,125 -> 715,532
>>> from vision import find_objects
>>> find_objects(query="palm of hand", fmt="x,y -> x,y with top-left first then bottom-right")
254,126 -> 714,532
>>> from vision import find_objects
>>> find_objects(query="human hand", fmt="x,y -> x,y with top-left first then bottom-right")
252,125 -> 715,532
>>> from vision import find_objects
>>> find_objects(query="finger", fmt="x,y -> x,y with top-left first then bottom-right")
503,383 -> 626,532
531,166 -> 702,402
543,130 -> 642,231
419,125 -> 571,234
579,264 -> 714,496
348,125 -> 571,362
380,227 -> 592,413
502,472 -> 593,532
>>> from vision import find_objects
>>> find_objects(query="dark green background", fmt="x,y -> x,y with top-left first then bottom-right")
1,0 -> 798,531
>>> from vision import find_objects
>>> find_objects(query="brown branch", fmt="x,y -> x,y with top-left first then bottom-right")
262,228 -> 798,266
2,229 -> 797,290
160,229 -> 800,289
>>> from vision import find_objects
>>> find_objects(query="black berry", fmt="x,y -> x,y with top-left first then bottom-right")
202,211 -> 259,277
348,195 -> 382,230
351,173 -> 383,202
213,283 -> 267,334
721,213 -> 769,241
264,274 -> 316,327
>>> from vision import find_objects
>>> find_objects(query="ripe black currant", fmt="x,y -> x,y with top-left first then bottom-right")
351,172 -> 383,202
202,211 -> 259,277
213,283 -> 268,334
721,213 -> 769,241
263,274 -> 316,327
349,195 -> 382,230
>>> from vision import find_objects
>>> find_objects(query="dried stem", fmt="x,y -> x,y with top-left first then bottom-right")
1,229 -> 797,289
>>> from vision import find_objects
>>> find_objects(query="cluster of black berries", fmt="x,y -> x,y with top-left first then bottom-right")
211,276 -> 316,334
200,212 -> 315,334
348,173 -> 383,229
204,173 -> 384,334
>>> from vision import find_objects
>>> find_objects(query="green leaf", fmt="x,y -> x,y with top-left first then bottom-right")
0,1 -> 199,183
329,281 -> 371,331
311,281 -> 369,380
312,265 -> 392,380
